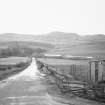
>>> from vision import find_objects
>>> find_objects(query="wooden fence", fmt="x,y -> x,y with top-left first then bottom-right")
36,58 -> 105,84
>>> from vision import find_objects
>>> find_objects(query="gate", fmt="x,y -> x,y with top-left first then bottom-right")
68,60 -> 105,84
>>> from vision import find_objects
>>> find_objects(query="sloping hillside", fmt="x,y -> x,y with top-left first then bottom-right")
0,32 -> 79,44
0,32 -> 105,58
40,32 -> 105,59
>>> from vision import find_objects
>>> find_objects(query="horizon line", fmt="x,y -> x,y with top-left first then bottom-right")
0,31 -> 105,36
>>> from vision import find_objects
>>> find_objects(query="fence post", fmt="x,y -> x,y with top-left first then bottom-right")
98,61 -> 103,81
89,61 -> 91,81
95,61 -> 99,82
70,65 -> 73,75
72,64 -> 75,77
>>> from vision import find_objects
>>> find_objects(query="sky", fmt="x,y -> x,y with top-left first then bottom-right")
0,0 -> 105,35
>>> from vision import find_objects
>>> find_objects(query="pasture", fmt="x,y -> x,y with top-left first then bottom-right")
38,58 -> 90,82
0,57 -> 30,80
0,57 -> 28,65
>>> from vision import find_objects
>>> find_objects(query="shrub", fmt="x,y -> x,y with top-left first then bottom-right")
15,62 -> 26,68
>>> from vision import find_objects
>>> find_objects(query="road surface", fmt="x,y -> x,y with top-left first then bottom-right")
0,58 -> 104,105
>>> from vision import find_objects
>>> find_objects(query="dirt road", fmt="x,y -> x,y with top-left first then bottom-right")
0,58 -> 104,105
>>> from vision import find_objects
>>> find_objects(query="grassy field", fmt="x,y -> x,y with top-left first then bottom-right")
38,58 -> 88,65
38,58 -> 90,82
0,57 -> 28,65
0,57 -> 30,80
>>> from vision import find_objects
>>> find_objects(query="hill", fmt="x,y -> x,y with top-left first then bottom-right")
0,32 -> 105,58
0,33 -> 54,57
39,32 -> 105,59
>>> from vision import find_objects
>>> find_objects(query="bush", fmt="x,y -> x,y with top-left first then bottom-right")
0,46 -> 47,57
0,67 -> 6,71
15,62 -> 26,68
